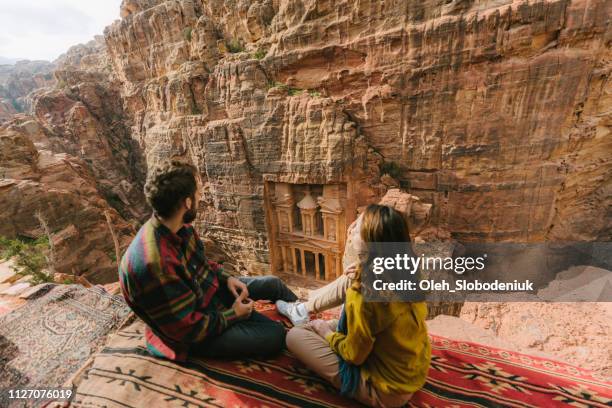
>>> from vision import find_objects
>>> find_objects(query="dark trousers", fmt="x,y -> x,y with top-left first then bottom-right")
193,275 -> 298,359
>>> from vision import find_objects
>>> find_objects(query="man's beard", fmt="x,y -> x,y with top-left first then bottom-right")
183,196 -> 197,224
183,208 -> 197,224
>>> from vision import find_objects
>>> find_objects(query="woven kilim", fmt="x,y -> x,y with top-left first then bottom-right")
0,284 -> 131,407
66,302 -> 611,407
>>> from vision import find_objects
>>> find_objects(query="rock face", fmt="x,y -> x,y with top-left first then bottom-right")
32,37 -> 148,221
460,266 -> 612,377
98,0 -> 609,273
0,117 -> 135,282
0,0 -> 609,278
0,37 -> 147,283
461,300 -> 612,377
0,60 -> 55,120
0,99 -> 17,123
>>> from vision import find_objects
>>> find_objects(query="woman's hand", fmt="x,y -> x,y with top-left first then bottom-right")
311,319 -> 333,338
227,276 -> 249,299
344,262 -> 359,279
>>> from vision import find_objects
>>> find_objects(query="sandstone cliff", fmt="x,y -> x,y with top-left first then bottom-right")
101,0 -> 610,272
0,38 -> 147,283
0,117 -> 135,282
0,0 -> 609,279
0,60 -> 55,122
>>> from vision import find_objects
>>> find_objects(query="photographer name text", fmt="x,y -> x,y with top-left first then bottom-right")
372,279 -> 534,292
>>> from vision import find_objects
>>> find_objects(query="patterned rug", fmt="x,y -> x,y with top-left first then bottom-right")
0,285 -> 131,407
66,303 -> 612,408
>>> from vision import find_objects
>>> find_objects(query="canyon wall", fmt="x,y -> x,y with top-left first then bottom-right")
0,117 -> 136,282
102,0 -> 610,273
0,60 -> 55,122
0,38 -> 147,283
0,0 -> 609,280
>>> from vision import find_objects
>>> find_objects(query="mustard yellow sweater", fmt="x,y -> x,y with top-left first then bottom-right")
326,288 -> 431,395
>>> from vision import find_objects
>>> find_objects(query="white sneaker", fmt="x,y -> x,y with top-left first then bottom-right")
276,300 -> 309,326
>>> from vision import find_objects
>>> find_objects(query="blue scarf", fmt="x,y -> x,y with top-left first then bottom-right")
337,306 -> 361,396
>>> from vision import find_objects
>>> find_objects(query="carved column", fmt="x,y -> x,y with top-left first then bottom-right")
300,248 -> 306,276
281,246 -> 289,273
291,247 -> 298,275
297,189 -> 318,235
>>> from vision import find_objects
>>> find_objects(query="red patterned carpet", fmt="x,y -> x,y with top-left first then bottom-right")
68,302 -> 612,408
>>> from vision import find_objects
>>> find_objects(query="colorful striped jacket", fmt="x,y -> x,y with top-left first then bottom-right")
119,215 -> 238,361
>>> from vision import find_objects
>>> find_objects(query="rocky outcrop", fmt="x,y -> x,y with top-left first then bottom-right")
28,36 -> 148,222
0,60 -> 55,119
100,0 -> 610,273
0,117 -> 135,282
460,266 -> 612,377
0,37 -> 147,283
0,99 -> 17,123
461,300 -> 612,377
0,0 -> 609,278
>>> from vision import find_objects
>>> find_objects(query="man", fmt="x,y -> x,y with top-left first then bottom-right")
119,159 -> 298,361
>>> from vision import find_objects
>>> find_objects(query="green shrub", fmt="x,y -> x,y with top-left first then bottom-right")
183,27 -> 193,42
309,90 -> 321,97
268,81 -> 304,96
226,39 -> 244,53
268,81 -> 286,90
106,250 -> 117,263
288,88 -> 303,96
253,48 -> 267,60
0,236 -> 53,285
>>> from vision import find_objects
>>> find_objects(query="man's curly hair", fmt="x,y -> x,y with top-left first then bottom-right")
144,159 -> 197,218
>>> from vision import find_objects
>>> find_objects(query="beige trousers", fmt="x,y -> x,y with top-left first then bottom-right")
305,274 -> 351,313
286,322 -> 413,408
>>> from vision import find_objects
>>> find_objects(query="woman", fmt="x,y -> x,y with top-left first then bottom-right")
286,204 -> 431,407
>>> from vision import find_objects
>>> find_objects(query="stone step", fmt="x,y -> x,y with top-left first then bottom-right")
18,283 -> 55,299
15,275 -> 32,283
0,260 -> 19,284
0,282 -> 31,296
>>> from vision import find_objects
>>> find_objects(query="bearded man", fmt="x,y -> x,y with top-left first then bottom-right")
119,159 -> 297,361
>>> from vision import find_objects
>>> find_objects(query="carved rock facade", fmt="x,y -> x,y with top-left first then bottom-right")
101,0 -> 610,273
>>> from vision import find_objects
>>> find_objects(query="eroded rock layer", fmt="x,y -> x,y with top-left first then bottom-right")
0,60 -> 55,122
0,0 -> 609,278
0,38 -> 147,283
0,117 -> 135,282
101,0 -> 610,272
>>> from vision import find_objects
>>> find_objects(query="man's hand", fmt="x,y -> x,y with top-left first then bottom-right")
227,276 -> 248,299
232,290 -> 253,319
311,319 -> 333,339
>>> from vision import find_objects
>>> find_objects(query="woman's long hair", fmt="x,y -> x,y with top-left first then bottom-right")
353,204 -> 413,296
